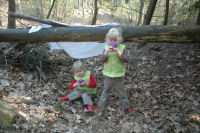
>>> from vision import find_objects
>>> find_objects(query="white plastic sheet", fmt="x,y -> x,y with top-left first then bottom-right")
29,24 -> 52,33
50,42 -> 106,59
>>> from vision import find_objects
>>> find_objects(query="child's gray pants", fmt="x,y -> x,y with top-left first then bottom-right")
98,76 -> 131,109
68,89 -> 94,106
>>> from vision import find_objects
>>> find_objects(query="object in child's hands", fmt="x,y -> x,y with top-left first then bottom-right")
109,40 -> 117,48
78,79 -> 84,83
78,79 -> 85,87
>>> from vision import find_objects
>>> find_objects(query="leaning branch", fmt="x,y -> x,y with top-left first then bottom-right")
8,12 -> 69,27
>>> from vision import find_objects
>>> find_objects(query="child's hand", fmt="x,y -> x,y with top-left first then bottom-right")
104,48 -> 112,56
73,82 -> 79,88
79,81 -> 88,87
112,48 -> 121,57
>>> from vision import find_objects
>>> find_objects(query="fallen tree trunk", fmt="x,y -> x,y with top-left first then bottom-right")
8,12 -> 69,27
1,25 -> 200,43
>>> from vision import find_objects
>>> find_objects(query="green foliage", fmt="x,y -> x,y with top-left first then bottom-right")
0,101 -> 16,129
53,101 -> 62,112
178,118 -> 189,126
187,0 -> 199,12
167,0 -> 199,24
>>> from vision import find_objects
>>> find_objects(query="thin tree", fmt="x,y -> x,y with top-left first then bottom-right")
143,0 -> 157,25
78,0 -> 80,9
137,0 -> 145,26
39,0 -> 44,18
17,0 -> 22,14
82,0 -> 85,16
7,0 -> 16,29
163,0 -> 169,25
46,0 -> 56,19
197,0 -> 200,25
91,0 -> 98,25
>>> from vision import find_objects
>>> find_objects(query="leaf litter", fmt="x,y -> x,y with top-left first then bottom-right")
0,42 -> 199,133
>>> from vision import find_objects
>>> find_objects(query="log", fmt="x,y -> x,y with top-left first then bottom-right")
1,25 -> 200,43
8,12 -> 69,27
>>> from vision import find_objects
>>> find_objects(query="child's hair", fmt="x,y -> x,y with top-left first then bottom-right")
72,60 -> 86,73
106,27 -> 123,44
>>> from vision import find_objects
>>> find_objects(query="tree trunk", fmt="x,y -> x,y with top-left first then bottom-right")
91,0 -> 98,25
46,0 -> 56,19
1,25 -> 200,43
7,0 -> 16,29
143,0 -> 157,25
197,0 -> 200,25
35,0 -> 42,18
163,0 -> 169,25
137,0 -> 145,26
17,0 -> 22,14
78,0 -> 80,9
82,0 -> 85,16
39,0 -> 44,18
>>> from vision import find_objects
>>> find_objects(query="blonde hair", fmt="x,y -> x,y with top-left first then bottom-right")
72,60 -> 86,73
106,27 -> 123,44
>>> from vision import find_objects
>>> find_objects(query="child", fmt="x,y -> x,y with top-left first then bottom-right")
98,27 -> 133,113
57,60 -> 97,115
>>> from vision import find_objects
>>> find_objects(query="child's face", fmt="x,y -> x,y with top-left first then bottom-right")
109,37 -> 117,42
75,70 -> 84,77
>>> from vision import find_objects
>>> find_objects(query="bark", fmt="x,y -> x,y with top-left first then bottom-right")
143,0 -> 157,25
197,0 -> 200,25
17,0 -> 22,14
1,25 -> 200,43
137,0 -> 145,26
78,0 -> 80,9
163,0 -> 169,25
8,12 -> 69,27
39,0 -> 44,18
91,0 -> 98,25
7,0 -> 16,29
35,0 -> 42,18
82,0 -> 85,16
46,0 -> 56,19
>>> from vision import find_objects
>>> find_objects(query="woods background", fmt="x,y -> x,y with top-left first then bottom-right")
0,0 -> 200,133
0,0 -> 200,29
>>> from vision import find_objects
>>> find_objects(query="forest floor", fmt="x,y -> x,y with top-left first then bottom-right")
0,42 -> 199,133
0,1 -> 200,133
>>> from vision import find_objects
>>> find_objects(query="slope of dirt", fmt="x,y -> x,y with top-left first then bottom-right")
0,42 -> 199,133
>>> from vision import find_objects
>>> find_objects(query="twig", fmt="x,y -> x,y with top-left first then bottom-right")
4,56 -> 7,66
115,6 -> 162,18
16,19 -> 29,28
39,54 -> 43,84
53,68 -> 59,78
36,65 -> 42,84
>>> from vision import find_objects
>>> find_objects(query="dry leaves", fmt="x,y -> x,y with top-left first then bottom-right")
0,42 -> 199,133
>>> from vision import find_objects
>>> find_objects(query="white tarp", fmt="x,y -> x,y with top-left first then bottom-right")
49,42 -> 106,59
29,23 -> 119,59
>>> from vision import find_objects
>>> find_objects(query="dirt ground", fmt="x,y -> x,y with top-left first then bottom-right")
0,42 -> 199,133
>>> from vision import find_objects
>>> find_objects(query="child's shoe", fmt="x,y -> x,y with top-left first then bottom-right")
127,107 -> 133,113
85,105 -> 95,115
57,96 -> 69,101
